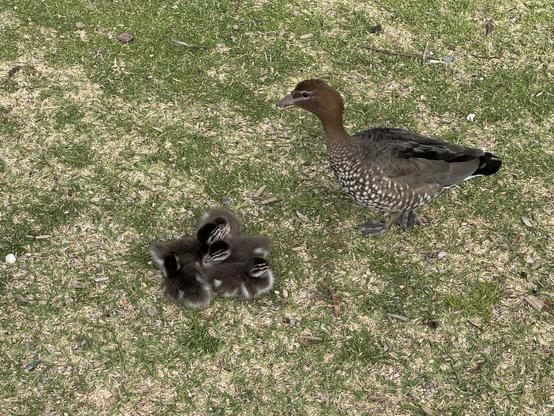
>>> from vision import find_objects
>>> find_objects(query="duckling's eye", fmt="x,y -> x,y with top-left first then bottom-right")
301,91 -> 310,98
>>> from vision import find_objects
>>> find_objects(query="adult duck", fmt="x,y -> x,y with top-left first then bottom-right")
277,79 -> 501,236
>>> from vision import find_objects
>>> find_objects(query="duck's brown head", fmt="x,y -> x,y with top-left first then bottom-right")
277,79 -> 344,124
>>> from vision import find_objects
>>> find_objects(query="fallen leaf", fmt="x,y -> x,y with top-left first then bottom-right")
368,394 -> 386,402
524,295 -> 545,311
467,318 -> 483,330
260,196 -> 278,205
388,313 -> 409,322
14,294 -> 30,303
329,288 -> 341,318
146,305 -> 159,317
24,359 -> 41,371
296,211 -> 309,223
117,32 -> 134,43
252,185 -> 266,199
521,216 -> 533,227
299,335 -> 322,346
171,39 -> 190,46
70,280 -> 87,289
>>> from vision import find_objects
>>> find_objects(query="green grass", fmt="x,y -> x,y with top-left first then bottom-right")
1,0 -> 553,414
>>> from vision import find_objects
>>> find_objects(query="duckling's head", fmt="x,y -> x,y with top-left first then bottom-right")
246,257 -> 271,278
277,79 -> 344,123
202,240 -> 232,266
197,221 -> 229,245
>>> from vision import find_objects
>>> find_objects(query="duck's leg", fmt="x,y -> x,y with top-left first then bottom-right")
393,210 -> 421,231
358,219 -> 389,237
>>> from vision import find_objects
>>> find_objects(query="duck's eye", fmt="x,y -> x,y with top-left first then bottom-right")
301,91 -> 310,98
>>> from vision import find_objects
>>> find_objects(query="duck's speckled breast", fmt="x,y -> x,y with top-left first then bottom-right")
328,156 -> 436,212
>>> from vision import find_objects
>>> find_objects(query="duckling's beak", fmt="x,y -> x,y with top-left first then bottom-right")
277,94 -> 295,108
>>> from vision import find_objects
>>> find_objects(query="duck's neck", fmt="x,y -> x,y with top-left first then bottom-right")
319,114 -> 351,155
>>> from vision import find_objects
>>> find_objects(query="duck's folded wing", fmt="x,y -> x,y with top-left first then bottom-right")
353,128 -> 487,187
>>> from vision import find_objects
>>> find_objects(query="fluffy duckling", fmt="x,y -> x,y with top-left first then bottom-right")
162,253 -> 213,309
197,207 -> 242,242
150,221 -> 227,270
202,257 -> 274,299
278,79 -> 502,236
201,236 -> 272,266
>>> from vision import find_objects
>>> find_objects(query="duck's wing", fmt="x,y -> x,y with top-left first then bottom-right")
353,128 -> 500,187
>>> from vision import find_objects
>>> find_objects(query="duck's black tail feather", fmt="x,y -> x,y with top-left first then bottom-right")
474,152 -> 502,176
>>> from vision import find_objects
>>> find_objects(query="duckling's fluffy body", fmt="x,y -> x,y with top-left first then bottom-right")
202,258 -> 274,299
278,79 -> 502,236
161,253 -> 213,309
202,236 -> 272,266
150,208 -> 274,308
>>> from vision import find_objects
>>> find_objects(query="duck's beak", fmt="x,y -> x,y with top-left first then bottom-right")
277,94 -> 295,108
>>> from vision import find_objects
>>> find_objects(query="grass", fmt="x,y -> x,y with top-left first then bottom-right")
1,0 -> 553,414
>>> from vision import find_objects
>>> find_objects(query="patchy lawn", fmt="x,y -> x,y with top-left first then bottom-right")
1,1 -> 552,414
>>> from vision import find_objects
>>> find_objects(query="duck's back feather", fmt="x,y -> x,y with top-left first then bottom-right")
352,128 -> 501,187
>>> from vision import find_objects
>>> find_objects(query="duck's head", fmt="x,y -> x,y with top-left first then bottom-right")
197,221 -> 230,245
246,257 -> 271,278
277,79 -> 344,122
202,240 -> 232,266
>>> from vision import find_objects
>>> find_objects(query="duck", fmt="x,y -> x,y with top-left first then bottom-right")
197,208 -> 242,243
277,79 -> 502,236
149,216 -> 236,270
201,257 -> 274,299
161,253 -> 213,308
201,236 -> 272,266
202,235 -> 272,266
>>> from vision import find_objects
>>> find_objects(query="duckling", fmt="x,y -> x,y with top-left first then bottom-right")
278,79 -> 502,236
162,253 -> 213,309
149,221 -> 227,270
197,208 -> 242,242
202,257 -> 274,299
201,236 -> 272,266
201,239 -> 232,266
150,237 -> 203,273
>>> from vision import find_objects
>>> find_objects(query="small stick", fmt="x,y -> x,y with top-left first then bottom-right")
388,313 -> 409,322
171,39 -> 209,49
361,44 -> 439,62
422,40 -> 429,65
329,288 -> 341,318
467,318 -> 483,331
260,196 -> 278,205
252,185 -> 266,199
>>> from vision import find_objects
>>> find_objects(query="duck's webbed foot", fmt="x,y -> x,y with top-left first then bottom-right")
358,219 -> 389,237
393,210 -> 421,231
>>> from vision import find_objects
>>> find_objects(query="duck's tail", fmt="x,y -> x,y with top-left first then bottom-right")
473,152 -> 502,177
